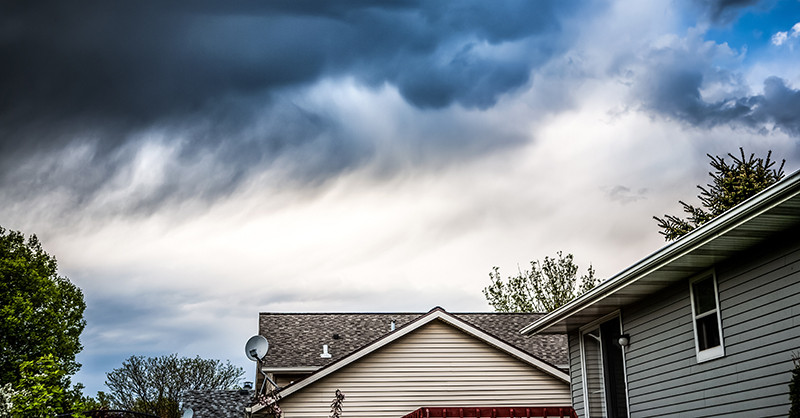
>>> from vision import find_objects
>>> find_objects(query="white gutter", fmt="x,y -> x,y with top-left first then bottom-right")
260,366 -> 318,373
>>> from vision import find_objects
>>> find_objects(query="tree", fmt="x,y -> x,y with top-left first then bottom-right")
654,148 -> 785,241
105,354 -> 245,418
483,251 -> 598,313
0,226 -> 87,414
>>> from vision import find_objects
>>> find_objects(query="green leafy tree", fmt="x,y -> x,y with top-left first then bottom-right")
105,354 -> 245,418
7,354 -> 74,417
483,251 -> 598,313
654,148 -> 785,241
0,226 -> 87,414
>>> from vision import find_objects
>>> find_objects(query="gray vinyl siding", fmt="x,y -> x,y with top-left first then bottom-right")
621,234 -> 800,417
568,332 -> 584,417
278,320 -> 570,418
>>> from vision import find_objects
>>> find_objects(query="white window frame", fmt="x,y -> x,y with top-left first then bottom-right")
579,311 -> 630,418
580,326 -> 606,418
689,270 -> 725,362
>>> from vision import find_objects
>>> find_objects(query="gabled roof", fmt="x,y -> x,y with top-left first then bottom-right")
259,310 -> 567,368
521,168 -> 800,335
249,308 -> 570,414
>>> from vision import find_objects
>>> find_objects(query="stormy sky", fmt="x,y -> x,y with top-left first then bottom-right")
2,0 -> 799,395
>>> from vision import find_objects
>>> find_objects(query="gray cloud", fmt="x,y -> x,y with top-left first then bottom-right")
606,185 -> 648,204
693,0 -> 764,23
0,1 -> 575,143
644,73 -> 800,136
630,37 -> 800,137
0,0 -> 579,217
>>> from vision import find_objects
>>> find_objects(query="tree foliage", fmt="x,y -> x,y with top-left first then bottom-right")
0,226 -> 87,415
654,148 -> 785,241
105,354 -> 244,418
483,251 -> 598,313
7,354 -> 91,417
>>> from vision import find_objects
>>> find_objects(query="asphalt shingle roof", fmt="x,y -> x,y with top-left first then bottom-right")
182,389 -> 252,418
258,310 -> 568,369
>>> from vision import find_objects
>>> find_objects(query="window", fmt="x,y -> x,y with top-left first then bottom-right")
690,273 -> 724,362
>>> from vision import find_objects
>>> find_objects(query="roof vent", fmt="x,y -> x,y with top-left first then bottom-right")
239,381 -> 253,395
321,344 -> 332,358
333,333 -> 341,340
390,320 -> 396,331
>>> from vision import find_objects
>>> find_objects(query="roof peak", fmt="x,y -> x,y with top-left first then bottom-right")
258,310 -> 546,315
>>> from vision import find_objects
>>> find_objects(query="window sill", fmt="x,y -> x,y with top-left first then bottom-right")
696,346 -> 725,363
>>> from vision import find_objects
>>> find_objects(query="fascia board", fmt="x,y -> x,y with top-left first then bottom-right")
260,366 -> 318,373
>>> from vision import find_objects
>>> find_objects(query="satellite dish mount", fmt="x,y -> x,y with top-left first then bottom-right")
245,335 -> 280,396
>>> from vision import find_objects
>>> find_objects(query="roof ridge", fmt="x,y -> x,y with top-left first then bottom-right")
258,311 -> 546,315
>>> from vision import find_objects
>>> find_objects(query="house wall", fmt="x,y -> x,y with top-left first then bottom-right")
567,232 -> 800,418
276,320 -> 571,418
624,234 -> 800,417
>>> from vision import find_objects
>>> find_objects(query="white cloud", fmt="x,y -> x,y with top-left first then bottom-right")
771,22 -> 800,46
772,31 -> 789,46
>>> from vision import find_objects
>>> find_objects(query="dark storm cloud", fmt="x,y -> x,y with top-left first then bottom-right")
0,0 -> 577,213
631,39 -> 800,137
642,71 -> 800,137
1,0 -> 573,142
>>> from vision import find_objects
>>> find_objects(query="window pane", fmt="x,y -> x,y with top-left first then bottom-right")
583,329 -> 605,418
696,312 -> 721,350
692,276 -> 717,314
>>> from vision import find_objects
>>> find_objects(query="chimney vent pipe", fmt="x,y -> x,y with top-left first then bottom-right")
321,344 -> 332,358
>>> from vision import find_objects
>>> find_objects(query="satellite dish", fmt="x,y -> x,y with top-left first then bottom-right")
245,335 -> 269,361
181,407 -> 194,418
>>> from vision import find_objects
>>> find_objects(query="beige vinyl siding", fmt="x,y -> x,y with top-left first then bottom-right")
278,320 -> 570,418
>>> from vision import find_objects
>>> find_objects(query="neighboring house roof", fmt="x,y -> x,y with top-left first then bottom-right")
182,389 -> 252,418
260,309 -> 568,368
521,168 -> 800,335
249,308 -> 570,415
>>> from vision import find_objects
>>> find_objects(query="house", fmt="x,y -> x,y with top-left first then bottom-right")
247,308 -> 575,417
520,169 -> 800,417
